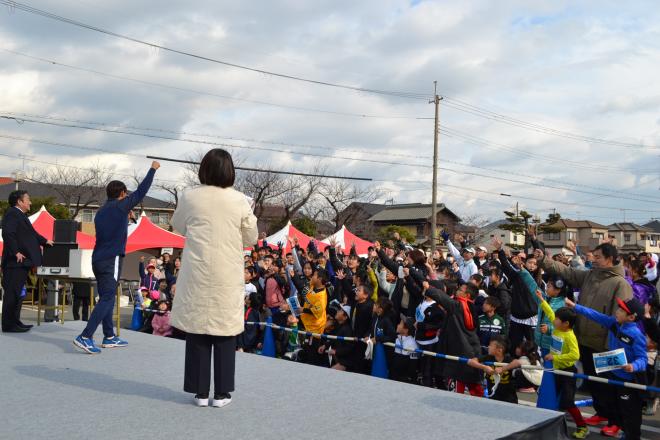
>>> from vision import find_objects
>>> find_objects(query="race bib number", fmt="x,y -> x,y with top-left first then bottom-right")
550,335 -> 564,354
287,296 -> 302,317
593,348 -> 627,374
415,306 -> 425,323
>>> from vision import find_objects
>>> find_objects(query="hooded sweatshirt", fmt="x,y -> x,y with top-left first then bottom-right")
540,258 -> 633,352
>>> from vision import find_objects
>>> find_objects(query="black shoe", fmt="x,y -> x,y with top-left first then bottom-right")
3,326 -> 30,333
17,322 -> 33,329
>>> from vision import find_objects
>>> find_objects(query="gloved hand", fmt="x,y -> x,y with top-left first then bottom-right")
441,231 -> 450,242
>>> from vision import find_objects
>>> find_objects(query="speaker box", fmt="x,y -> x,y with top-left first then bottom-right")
54,219 -> 80,243
42,243 -> 78,267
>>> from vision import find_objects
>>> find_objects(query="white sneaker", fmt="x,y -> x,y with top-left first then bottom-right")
212,393 -> 232,408
193,395 -> 209,407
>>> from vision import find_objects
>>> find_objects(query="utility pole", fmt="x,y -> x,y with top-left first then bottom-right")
430,81 -> 442,254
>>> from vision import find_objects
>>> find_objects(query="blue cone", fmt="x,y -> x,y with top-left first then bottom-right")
131,308 -> 143,331
371,342 -> 389,378
261,316 -> 276,358
536,358 -> 559,410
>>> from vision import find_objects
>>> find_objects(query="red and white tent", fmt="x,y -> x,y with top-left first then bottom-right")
0,206 -> 96,255
125,212 -> 185,254
257,221 -> 316,255
321,225 -> 374,257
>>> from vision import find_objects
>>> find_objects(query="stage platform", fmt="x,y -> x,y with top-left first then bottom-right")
0,322 -> 567,440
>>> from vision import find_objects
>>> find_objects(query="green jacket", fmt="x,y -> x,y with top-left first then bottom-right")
540,258 -> 632,352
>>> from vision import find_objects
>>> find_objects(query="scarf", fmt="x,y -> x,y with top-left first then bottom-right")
456,296 -> 475,331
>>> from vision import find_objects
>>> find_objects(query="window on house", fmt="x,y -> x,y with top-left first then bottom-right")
567,231 -> 576,241
416,224 -> 425,237
624,234 -> 631,243
500,234 -> 505,238
159,213 -> 170,225
544,232 -> 560,241
80,209 -> 94,223
489,234 -> 494,238
594,233 -> 604,240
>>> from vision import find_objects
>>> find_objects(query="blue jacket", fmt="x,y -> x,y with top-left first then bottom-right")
92,168 -> 156,263
574,304 -> 647,381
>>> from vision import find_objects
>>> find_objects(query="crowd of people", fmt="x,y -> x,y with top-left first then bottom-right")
106,224 -> 660,439
234,228 -> 658,440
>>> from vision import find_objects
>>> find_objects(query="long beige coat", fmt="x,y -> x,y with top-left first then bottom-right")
170,185 -> 258,336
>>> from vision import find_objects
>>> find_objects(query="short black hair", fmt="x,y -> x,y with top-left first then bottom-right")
198,148 -> 235,188
106,180 -> 128,199
315,267 -> 329,284
555,307 -> 577,328
8,190 -> 28,207
489,268 -> 503,279
491,335 -> 508,351
484,296 -> 501,309
465,283 -> 479,299
359,283 -> 374,298
594,243 -> 618,263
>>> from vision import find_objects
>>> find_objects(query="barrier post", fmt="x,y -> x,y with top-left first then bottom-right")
261,317 -> 276,358
536,357 -> 559,410
371,342 -> 388,378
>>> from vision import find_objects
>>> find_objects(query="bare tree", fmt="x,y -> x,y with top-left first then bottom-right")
318,180 -> 382,229
459,213 -> 492,228
28,163 -> 113,219
273,164 -> 327,222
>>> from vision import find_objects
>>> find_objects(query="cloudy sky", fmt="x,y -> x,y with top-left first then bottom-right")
1,0 -> 659,225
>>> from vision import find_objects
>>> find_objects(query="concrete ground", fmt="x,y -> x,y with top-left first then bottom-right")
15,302 -> 660,439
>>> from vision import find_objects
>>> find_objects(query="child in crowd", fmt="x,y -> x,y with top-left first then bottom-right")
284,314 -> 301,360
151,300 -> 172,337
508,340 -> 543,392
468,335 -> 518,404
141,262 -> 160,292
391,317 -> 420,383
324,305 -> 358,371
238,292 -> 261,353
478,296 -> 507,354
415,284 -> 444,387
567,296 -> 648,439
533,278 -> 569,356
535,290 -> 588,439
244,268 -> 258,298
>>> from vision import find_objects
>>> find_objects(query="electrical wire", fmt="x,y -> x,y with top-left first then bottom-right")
0,1 -> 430,100
3,114 -> 660,203
0,48 -> 425,120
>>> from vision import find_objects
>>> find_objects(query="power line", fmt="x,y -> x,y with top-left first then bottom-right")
3,115 -> 660,203
0,48 -> 425,120
0,1 -> 430,100
3,128 -> 660,204
441,97 -> 660,151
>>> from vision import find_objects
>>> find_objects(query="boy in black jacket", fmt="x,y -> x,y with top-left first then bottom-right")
415,285 -> 444,387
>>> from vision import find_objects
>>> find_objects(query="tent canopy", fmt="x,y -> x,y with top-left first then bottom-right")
257,221 -> 316,255
125,212 -> 185,254
321,225 -> 373,257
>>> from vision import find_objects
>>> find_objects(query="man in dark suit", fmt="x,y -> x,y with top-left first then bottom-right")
2,190 -> 53,332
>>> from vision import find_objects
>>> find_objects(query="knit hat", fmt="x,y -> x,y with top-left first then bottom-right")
149,290 -> 160,301
616,297 -> 644,321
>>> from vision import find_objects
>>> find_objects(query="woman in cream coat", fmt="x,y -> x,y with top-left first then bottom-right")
170,148 -> 258,408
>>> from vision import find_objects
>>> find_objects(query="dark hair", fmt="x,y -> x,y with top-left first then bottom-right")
489,268 -> 503,279
408,249 -> 426,266
465,283 -> 479,300
594,243 -> 618,264
376,297 -> 393,315
548,277 -> 573,301
8,190 -> 28,207
484,296 -> 501,309
555,307 -> 577,328
359,283 -> 374,298
248,291 -> 262,309
315,267 -> 329,284
491,335 -> 508,351
518,340 -> 541,365
106,180 -> 128,199
198,148 -> 235,188
630,260 -> 647,278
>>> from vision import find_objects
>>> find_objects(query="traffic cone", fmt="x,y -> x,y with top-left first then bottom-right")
131,308 -> 143,331
261,316 -> 276,358
371,342 -> 388,378
536,358 -> 559,410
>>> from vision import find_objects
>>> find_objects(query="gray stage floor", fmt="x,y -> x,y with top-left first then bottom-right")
0,322 -> 564,440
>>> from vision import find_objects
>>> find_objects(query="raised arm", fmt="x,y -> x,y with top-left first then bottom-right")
573,303 -> 616,329
118,164 -> 158,212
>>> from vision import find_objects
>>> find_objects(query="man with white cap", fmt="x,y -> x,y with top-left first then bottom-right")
442,232 -> 478,283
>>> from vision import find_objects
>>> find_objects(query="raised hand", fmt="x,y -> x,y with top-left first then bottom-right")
564,298 -> 576,308
374,240 -> 381,252
533,249 -> 545,260
454,233 -> 464,243
336,269 -> 346,280
535,289 -> 544,301
441,230 -> 450,242
151,160 -> 161,170
492,237 -> 503,251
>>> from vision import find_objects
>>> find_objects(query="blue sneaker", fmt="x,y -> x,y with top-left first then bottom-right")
73,335 -> 101,354
102,336 -> 128,348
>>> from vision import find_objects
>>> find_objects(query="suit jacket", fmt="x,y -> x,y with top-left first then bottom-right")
1,207 -> 48,269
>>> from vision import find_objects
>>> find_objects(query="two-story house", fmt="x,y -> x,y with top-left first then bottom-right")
608,222 -> 660,254
540,219 -> 611,255
366,203 -> 461,245
475,219 -> 526,248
